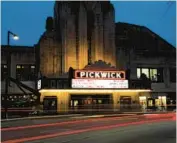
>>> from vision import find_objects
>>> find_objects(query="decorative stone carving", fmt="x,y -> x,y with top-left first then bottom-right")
84,60 -> 117,70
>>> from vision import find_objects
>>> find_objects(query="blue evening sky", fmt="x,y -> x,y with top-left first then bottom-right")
1,1 -> 176,47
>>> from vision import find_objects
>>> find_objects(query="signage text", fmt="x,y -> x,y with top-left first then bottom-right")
75,70 -> 125,80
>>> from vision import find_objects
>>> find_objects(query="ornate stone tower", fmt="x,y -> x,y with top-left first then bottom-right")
38,17 -> 61,78
38,1 -> 116,78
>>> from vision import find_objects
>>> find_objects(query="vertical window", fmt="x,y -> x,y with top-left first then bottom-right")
57,80 -> 62,88
29,65 -> 35,80
51,80 -> 56,88
157,68 -> 164,82
16,65 -> 35,81
170,68 -> 176,82
137,68 -> 141,78
1,64 -> 7,81
23,65 -> 30,81
150,69 -> 157,81
16,65 -> 22,80
141,68 -> 149,78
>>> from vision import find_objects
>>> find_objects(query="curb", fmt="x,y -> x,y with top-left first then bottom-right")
1,113 -> 140,123
1,114 -> 83,122
2,112 -> 173,122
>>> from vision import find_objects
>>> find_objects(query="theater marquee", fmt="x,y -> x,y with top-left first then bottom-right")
72,79 -> 128,89
75,70 -> 125,80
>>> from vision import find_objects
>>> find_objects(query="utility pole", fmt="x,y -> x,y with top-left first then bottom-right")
4,31 -> 19,119
4,32 -> 10,119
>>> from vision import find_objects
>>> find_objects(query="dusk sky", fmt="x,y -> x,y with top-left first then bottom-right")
1,1 -> 176,47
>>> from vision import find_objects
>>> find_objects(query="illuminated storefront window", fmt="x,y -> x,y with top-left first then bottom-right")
74,100 -> 78,106
139,96 -> 147,111
158,96 -> 166,106
98,100 -> 102,104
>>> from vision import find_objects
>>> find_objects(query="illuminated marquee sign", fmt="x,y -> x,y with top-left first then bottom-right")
75,70 -> 125,80
72,79 -> 128,89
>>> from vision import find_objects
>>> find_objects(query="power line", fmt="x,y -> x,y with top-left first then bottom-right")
162,1 -> 174,18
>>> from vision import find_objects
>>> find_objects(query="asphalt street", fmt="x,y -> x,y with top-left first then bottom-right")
29,121 -> 176,143
1,113 -> 176,143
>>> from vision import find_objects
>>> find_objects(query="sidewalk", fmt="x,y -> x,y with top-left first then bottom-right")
1,111 -> 142,122
1,114 -> 83,122
1,113 -> 141,129
1,111 -> 173,122
2,110 -> 173,122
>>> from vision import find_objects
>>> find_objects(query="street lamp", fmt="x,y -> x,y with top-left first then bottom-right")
8,31 -> 19,44
13,35 -> 19,40
4,31 -> 19,119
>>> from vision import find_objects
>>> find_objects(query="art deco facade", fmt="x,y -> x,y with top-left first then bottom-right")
38,1 -> 116,78
1,2 -> 175,111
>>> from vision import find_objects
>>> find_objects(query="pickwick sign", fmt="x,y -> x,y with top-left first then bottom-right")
74,70 -> 125,80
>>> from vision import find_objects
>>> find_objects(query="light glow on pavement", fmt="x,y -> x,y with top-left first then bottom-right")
1,118 -> 173,143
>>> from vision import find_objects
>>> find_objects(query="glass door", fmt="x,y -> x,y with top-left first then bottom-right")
120,96 -> 132,111
43,96 -> 57,114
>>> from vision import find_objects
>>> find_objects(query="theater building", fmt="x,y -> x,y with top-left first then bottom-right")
39,61 -> 151,113
1,1 -> 175,113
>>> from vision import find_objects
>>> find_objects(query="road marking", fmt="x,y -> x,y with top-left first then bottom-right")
1,118 -> 172,143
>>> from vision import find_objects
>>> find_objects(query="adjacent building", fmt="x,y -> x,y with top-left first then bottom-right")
1,46 -> 36,108
116,22 -> 176,109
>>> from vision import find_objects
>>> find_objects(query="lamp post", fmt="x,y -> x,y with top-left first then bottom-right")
4,31 -> 19,119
